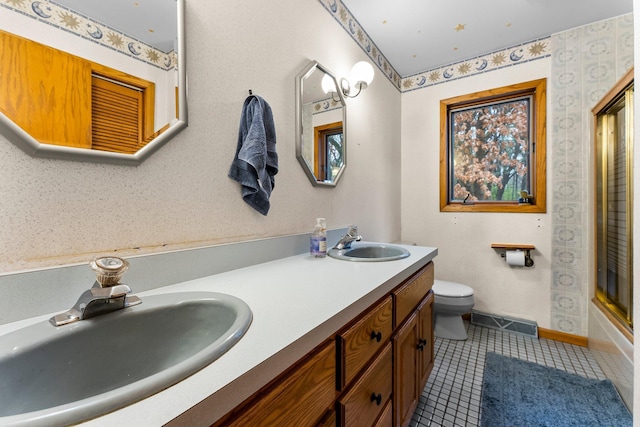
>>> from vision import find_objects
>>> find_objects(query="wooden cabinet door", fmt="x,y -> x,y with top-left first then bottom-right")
0,29 -> 92,148
417,291 -> 434,392
392,312 -> 419,427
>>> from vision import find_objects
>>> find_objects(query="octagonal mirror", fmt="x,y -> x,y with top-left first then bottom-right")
295,60 -> 346,187
0,0 -> 187,166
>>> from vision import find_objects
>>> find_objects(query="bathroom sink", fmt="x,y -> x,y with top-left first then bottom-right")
0,291 -> 252,426
328,243 -> 410,262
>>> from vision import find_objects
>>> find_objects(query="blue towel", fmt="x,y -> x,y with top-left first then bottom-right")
228,95 -> 278,215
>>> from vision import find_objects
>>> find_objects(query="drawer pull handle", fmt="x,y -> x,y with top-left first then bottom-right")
370,392 -> 382,406
370,330 -> 382,342
417,338 -> 427,351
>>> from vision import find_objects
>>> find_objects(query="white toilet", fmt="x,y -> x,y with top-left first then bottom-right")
432,280 -> 475,340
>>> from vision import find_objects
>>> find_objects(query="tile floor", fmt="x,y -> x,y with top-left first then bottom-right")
410,322 -> 606,427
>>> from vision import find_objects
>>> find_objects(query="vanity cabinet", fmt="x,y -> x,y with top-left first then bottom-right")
392,265 -> 435,427
214,262 -> 434,427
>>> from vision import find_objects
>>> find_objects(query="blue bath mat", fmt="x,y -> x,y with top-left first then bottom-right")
480,352 -> 631,427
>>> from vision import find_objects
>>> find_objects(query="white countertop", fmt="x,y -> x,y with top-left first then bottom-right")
0,243 -> 437,426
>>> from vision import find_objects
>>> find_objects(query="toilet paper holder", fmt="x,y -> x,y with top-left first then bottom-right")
490,243 -> 535,267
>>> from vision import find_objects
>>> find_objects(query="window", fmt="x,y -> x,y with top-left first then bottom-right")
314,122 -> 344,182
440,79 -> 547,212
593,68 -> 633,336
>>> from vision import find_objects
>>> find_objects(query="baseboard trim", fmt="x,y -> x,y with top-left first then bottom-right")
463,313 -> 588,347
538,328 -> 588,347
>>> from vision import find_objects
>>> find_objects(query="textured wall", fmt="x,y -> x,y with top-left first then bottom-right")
0,0 -> 402,273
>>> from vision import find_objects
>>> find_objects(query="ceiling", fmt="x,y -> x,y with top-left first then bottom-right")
52,0 -> 177,53
341,0 -> 634,77
49,1 -> 633,75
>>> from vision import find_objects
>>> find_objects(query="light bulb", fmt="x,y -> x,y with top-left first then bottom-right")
350,61 -> 374,89
321,74 -> 337,94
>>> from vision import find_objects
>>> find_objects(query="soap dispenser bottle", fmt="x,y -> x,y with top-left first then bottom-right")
310,218 -> 327,258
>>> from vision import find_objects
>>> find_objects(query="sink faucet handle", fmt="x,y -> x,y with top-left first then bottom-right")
90,256 -> 129,287
49,258 -> 140,327
348,225 -> 362,241
334,225 -> 363,250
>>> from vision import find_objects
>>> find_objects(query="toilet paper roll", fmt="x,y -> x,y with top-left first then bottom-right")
505,250 -> 526,266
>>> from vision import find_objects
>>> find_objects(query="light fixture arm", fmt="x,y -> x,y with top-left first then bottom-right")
340,78 -> 368,98
323,61 -> 373,100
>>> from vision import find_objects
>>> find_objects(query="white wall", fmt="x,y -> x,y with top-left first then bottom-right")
401,60 -> 554,328
0,0 -> 402,273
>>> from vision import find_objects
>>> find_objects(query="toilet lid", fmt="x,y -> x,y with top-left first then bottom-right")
433,280 -> 473,297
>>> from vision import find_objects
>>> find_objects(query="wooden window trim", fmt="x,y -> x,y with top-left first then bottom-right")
314,121 -> 343,181
439,79 -> 547,213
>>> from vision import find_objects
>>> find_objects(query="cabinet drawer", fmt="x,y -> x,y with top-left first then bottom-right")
373,399 -> 392,427
317,409 -> 336,427
393,262 -> 434,327
338,343 -> 392,427
226,340 -> 336,427
338,296 -> 393,387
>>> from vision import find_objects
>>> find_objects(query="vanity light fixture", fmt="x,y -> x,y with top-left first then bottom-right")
322,61 -> 374,99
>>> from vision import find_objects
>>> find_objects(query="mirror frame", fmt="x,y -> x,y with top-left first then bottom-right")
295,60 -> 347,187
0,0 -> 188,166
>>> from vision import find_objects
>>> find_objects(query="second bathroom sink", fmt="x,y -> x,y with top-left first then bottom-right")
328,243 -> 410,262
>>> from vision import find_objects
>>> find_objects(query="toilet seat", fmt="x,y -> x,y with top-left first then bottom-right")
433,280 -> 473,297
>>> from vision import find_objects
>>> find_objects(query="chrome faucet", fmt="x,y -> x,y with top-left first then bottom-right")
50,257 -> 141,326
334,225 -> 363,250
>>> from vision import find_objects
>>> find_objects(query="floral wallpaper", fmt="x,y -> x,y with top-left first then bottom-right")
550,14 -> 633,336
1,0 -> 175,70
